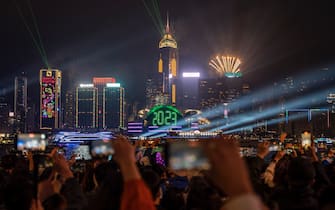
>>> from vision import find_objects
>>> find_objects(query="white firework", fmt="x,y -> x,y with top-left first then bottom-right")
209,55 -> 242,78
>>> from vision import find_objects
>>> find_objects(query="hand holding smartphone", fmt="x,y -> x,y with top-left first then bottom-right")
301,131 -> 311,148
165,140 -> 210,171
90,139 -> 114,157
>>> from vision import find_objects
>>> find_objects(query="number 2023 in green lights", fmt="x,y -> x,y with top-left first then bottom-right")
152,110 -> 177,126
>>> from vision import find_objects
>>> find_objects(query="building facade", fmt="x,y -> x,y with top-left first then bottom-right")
75,82 -> 125,130
76,84 -> 98,129
156,16 -> 179,106
14,74 -> 28,132
199,77 -> 244,111
103,83 -> 125,129
0,96 -> 10,133
64,89 -> 75,129
39,69 -> 62,130
93,77 -> 116,128
181,72 -> 200,110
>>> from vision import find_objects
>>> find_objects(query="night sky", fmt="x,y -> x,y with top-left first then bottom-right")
1,0 -> 334,106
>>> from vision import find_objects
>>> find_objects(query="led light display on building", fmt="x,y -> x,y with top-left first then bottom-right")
146,105 -> 183,127
40,69 -> 62,129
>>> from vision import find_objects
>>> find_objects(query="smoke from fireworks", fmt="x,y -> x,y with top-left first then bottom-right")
209,55 -> 242,78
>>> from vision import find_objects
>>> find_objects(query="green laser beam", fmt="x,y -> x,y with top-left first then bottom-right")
26,0 -> 49,69
151,0 -> 163,32
152,0 -> 164,33
142,0 -> 163,36
13,0 -> 48,67
143,0 -> 162,35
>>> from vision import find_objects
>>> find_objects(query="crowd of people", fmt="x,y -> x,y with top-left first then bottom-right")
0,135 -> 335,210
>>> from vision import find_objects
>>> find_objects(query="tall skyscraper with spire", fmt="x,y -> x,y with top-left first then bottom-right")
157,15 -> 179,106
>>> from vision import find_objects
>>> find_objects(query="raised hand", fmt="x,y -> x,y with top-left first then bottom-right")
112,135 -> 140,181
52,152 -> 74,180
204,136 -> 253,198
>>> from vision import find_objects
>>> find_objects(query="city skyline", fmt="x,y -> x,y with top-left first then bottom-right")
1,0 -> 334,106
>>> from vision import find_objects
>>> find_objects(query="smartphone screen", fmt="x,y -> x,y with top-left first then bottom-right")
90,140 -> 114,157
301,132 -> 311,147
166,141 -> 210,171
17,134 -> 47,151
72,145 -> 92,160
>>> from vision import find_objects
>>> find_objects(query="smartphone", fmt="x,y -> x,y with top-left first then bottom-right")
301,132 -> 311,147
90,140 -> 114,157
165,141 -> 210,171
17,134 -> 47,152
72,145 -> 92,160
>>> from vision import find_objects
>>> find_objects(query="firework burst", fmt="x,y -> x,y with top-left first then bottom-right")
209,55 -> 242,78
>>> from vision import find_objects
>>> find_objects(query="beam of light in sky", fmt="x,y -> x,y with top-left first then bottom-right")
141,66 -> 334,137
140,84 -> 333,137
223,112 -> 305,134
208,87 -> 334,132
182,67 -> 335,126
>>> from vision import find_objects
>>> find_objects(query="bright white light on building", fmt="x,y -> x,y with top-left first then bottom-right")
182,72 -> 200,78
106,83 -> 121,88
9,112 -> 14,117
169,74 -> 173,79
79,84 -> 94,88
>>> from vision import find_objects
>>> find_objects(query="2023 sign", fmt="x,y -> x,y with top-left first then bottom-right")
147,105 -> 183,127
152,110 -> 178,126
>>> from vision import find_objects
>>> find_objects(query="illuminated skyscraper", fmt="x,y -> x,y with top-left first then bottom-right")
199,77 -> 243,110
157,15 -> 179,106
181,72 -> 200,110
145,78 -> 162,109
40,69 -> 62,130
0,96 -> 10,133
14,73 -> 28,132
93,77 -> 116,128
64,89 -> 75,129
75,80 -> 124,130
103,83 -> 125,129
76,84 -> 98,129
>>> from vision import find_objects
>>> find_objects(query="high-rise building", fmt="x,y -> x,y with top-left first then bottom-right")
181,72 -> 200,110
26,102 -> 37,132
76,84 -> 98,129
0,96 -> 10,133
93,77 -> 116,128
199,77 -> 244,110
157,15 -> 179,106
40,69 -> 62,130
64,89 -> 75,129
103,83 -> 125,129
145,78 -> 162,109
14,73 -> 28,132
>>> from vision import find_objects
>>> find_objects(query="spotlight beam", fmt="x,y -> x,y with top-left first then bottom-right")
140,68 -> 335,137
208,86 -> 334,132
223,112 -> 305,134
